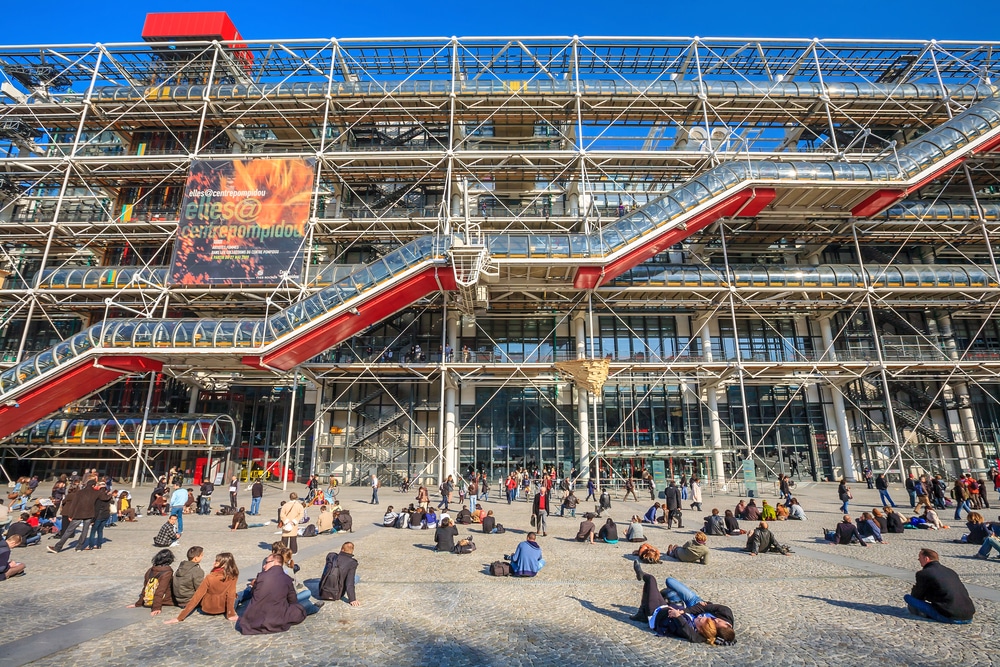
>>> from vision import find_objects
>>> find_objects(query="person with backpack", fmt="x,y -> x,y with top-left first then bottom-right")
319,542 -> 360,606
623,478 -> 638,502
507,532 -> 544,577
127,548 -> 176,616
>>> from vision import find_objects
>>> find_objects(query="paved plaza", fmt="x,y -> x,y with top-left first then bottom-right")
1,479 -> 998,667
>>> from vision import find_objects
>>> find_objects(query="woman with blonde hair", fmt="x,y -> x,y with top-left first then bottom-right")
165,552 -> 238,624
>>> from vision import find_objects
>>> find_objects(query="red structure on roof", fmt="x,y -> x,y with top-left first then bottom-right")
142,12 -> 244,42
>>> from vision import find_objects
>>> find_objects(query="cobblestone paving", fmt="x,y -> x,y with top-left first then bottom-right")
1,480 -> 998,666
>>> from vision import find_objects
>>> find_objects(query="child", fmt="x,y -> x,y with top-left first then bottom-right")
173,546 -> 205,607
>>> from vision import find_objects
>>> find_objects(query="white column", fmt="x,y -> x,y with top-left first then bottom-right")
699,318 -> 725,485
819,315 -> 857,481
574,313 -> 590,477
443,315 -> 459,477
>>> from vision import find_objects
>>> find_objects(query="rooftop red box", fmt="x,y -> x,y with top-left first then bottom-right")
142,12 -> 243,42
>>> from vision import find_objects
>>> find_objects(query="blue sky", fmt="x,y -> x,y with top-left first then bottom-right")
4,0 -> 999,44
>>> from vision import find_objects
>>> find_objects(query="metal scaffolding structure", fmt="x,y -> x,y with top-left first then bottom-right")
2,26 -> 1000,485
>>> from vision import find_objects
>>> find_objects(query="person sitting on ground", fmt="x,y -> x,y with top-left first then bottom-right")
230,507 -> 249,531
599,517 -> 619,544
0,534 -> 26,580
724,509 -> 745,535
964,512 -> 991,545
164,552 -> 239,625
599,489 -> 612,512
508,532 -> 544,577
408,507 -> 425,530
885,506 -> 905,533
742,499 -> 761,522
626,515 -> 646,542
424,508 -> 438,530
172,546 -> 205,608
471,506 -> 485,524
786,498 -> 806,521
761,500 -> 777,522
775,503 -> 789,521
829,515 -> 865,546
975,515 -> 1000,559
239,551 -> 316,635
734,499 -> 747,520
455,506 -> 472,525
904,548 -> 975,624
703,509 -> 726,536
629,561 -> 736,644
871,508 -> 888,533
482,509 -> 497,534
382,506 -> 399,527
335,508 -> 353,533
5,513 -> 40,547
319,542 -> 360,606
666,531 -> 711,564
576,515 -> 597,544
918,504 -> 947,530
127,548 -> 175,616
857,512 -> 888,544
153,514 -> 180,548
434,517 -> 458,553
561,490 -> 579,517
745,521 -> 789,556
317,505 -> 335,534
643,502 -> 662,524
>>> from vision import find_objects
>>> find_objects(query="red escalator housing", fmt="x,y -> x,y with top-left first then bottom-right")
573,188 -> 775,289
244,266 -> 457,371
0,355 -> 162,441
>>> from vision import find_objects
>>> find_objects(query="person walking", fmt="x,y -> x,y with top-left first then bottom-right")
370,473 -> 380,505
838,478 -> 852,515
905,473 -> 917,508
875,473 -> 897,508
532,486 -> 549,536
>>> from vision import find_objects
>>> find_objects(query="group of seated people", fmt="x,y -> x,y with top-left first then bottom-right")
575,515 -> 619,544
382,505 -> 441,530
826,511 -> 892,546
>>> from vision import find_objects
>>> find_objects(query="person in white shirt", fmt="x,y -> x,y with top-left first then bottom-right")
370,474 -> 380,505
169,483 -> 188,534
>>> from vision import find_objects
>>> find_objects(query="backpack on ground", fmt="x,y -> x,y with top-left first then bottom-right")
490,560 -> 511,576
494,523 -> 506,534
302,524 -> 318,537
142,576 -> 160,607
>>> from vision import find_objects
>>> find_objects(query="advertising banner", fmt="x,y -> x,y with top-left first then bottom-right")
169,158 -> 315,285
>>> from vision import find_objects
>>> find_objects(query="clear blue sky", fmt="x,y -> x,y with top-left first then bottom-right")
4,0 -> 999,44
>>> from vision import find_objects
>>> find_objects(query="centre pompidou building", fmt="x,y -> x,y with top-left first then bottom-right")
1,12 -> 998,487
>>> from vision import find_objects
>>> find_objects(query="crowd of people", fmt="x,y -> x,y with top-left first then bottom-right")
4,464 -> 999,642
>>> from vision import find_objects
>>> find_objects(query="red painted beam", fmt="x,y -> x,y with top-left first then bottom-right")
851,189 -> 906,218
734,188 -> 776,217
973,133 -> 1000,154
245,267 -> 457,371
0,355 -> 162,441
574,190 -> 756,289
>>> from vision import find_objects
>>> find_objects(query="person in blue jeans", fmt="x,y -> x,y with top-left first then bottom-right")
875,473 -> 896,508
838,479 -> 851,515
169,483 -> 187,535
904,548 -> 975,624
629,561 -> 736,645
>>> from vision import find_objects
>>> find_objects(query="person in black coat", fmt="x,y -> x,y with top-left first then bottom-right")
434,518 -> 459,552
885,507 -> 906,534
904,549 -> 975,623
664,482 -> 683,528
319,543 -> 360,606
629,561 -> 736,645
238,553 -> 308,635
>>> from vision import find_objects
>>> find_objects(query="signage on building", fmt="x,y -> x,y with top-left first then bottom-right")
742,458 -> 758,497
651,459 -> 667,491
169,158 -> 315,285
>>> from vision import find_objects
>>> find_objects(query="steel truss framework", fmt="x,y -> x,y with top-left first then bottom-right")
1,35 -> 1000,484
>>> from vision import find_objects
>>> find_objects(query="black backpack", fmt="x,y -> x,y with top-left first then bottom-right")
494,523 -> 506,534
302,524 -> 318,537
490,560 -> 511,576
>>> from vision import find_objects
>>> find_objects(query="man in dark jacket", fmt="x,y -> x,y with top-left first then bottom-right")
319,543 -> 360,606
49,480 -> 108,553
250,480 -> 264,516
664,481 -> 683,529
744,521 -> 789,556
198,480 -> 214,515
904,549 -> 975,623
238,553 -> 308,635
